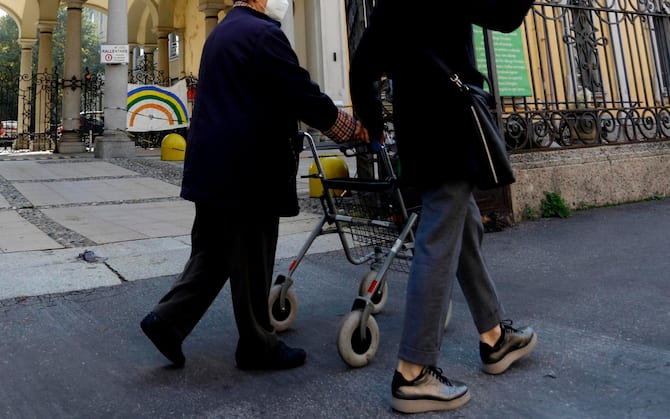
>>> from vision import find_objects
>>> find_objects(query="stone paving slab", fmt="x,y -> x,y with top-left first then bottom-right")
74,236 -> 194,283
42,200 -> 195,244
0,160 -> 136,181
275,229 -> 343,261
14,177 -> 180,206
0,195 -> 9,208
0,248 -> 121,300
0,211 -> 63,253
0,237 -> 195,300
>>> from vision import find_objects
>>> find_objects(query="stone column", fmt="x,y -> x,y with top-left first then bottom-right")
128,43 -> 138,79
36,21 -> 56,75
173,29 -> 186,79
198,2 -> 227,37
16,39 -> 35,150
35,21 -> 56,138
281,0 -> 294,46
156,27 -> 172,82
58,1 -> 86,154
95,0 -> 136,158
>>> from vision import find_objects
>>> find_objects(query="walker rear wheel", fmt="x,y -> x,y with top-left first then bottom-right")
358,270 -> 388,314
268,284 -> 298,332
336,309 -> 379,368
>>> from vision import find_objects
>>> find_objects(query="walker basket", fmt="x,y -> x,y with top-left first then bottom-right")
327,179 -> 415,273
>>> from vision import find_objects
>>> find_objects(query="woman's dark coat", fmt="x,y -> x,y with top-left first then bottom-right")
349,0 -> 535,189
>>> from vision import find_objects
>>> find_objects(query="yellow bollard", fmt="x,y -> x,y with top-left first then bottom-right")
308,156 -> 349,197
160,133 -> 186,161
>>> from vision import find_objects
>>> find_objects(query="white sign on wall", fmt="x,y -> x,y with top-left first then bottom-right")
169,41 -> 179,61
101,45 -> 130,64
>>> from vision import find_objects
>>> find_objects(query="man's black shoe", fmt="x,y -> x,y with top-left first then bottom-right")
236,341 -> 306,371
140,312 -> 185,367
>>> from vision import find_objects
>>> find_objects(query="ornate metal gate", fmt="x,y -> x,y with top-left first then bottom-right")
0,68 -> 105,153
0,67 -> 19,150
79,69 -> 105,148
0,68 -> 60,152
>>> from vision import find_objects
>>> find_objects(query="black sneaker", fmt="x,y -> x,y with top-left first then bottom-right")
480,320 -> 537,375
391,366 -> 470,414
236,341 -> 306,371
140,311 -> 185,367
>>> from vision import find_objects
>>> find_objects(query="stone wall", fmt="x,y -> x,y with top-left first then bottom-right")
509,141 -> 670,223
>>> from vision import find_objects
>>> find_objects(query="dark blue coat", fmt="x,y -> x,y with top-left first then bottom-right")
349,0 -> 535,190
181,7 -> 340,215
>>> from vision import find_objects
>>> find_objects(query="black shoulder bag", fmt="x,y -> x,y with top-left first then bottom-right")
427,51 -> 515,190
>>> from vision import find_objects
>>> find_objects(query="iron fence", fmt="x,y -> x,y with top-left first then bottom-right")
503,0 -> 670,151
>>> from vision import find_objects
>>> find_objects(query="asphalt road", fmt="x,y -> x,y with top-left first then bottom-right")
1,199 -> 669,418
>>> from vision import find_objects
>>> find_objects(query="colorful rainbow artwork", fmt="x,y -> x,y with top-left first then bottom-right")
127,80 -> 190,132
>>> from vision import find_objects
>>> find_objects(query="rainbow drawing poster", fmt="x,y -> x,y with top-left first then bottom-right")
127,79 -> 190,132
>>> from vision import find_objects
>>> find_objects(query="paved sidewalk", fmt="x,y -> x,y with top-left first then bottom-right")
0,149 -> 351,300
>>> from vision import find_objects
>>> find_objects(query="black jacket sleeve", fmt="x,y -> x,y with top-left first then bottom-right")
348,2 -> 394,143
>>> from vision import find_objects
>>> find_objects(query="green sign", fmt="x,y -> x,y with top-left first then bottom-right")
474,27 -> 532,97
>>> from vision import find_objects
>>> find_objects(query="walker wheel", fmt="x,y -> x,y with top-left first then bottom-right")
358,270 -> 388,314
336,309 -> 379,368
268,284 -> 298,332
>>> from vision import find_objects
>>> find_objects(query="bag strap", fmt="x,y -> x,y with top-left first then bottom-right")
425,49 -> 492,93
424,49 -> 468,93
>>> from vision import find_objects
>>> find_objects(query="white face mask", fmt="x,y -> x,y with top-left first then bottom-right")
265,0 -> 290,21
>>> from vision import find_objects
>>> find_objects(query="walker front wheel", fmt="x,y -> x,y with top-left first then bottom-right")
336,309 -> 380,368
268,284 -> 298,332
358,270 -> 388,314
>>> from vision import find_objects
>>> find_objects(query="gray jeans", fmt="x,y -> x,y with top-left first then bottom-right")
398,180 -> 504,366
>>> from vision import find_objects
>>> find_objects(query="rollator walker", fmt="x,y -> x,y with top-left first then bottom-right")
269,131 -> 452,368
